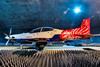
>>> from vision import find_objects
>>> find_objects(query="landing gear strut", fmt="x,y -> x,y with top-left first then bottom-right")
36,42 -> 47,51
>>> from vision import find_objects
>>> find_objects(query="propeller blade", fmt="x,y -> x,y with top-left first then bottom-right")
6,39 -> 10,45
10,28 -> 12,35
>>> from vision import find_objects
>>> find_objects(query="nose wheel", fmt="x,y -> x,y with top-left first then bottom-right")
36,42 -> 47,51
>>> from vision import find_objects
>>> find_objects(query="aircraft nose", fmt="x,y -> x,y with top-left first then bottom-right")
5,36 -> 15,39
5,36 -> 9,39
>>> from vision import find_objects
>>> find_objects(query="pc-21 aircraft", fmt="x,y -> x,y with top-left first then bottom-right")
5,18 -> 100,50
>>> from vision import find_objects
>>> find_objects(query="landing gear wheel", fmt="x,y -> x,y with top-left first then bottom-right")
36,42 -> 47,51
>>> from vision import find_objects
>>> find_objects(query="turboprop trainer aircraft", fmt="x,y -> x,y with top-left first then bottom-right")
5,27 -> 63,50
5,18 -> 100,50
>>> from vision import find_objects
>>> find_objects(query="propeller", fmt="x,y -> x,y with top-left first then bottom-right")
5,28 -> 12,45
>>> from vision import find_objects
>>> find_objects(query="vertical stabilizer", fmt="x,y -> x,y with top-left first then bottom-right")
80,18 -> 90,35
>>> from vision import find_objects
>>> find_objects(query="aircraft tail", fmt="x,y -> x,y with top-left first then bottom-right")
79,18 -> 90,35
59,18 -> 91,40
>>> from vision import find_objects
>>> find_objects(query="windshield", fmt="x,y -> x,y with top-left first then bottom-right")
30,27 -> 54,33
30,27 -> 42,33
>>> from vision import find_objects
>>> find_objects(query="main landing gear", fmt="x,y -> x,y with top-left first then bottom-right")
36,42 -> 47,51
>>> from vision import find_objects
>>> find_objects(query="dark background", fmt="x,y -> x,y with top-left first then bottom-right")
0,0 -> 100,34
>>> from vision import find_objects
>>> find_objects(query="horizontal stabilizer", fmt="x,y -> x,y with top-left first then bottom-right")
92,34 -> 100,36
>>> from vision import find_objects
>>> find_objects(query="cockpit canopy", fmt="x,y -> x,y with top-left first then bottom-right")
30,27 -> 54,33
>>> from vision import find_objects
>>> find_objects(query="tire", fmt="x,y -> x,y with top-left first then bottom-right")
36,42 -> 47,51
